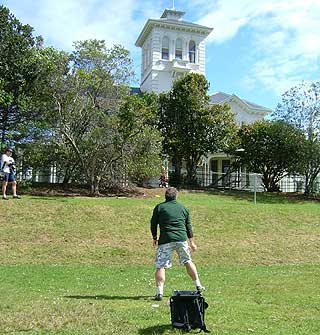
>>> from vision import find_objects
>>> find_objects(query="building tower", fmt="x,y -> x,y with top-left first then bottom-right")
135,8 -> 213,93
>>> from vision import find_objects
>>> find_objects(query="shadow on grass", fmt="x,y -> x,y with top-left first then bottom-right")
138,324 -> 172,334
64,294 -> 152,301
0,329 -> 34,333
28,196 -> 71,202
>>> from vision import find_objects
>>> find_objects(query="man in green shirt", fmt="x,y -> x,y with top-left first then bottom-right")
150,187 -> 204,301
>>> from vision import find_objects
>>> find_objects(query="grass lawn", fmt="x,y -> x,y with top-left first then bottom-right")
0,190 -> 319,334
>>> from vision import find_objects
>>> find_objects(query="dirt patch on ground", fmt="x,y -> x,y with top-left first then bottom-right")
19,183 -> 167,199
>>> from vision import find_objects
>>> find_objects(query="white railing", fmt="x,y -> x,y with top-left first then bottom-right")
195,171 -> 320,194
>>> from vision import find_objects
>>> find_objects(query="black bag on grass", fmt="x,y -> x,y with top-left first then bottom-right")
170,290 -> 210,333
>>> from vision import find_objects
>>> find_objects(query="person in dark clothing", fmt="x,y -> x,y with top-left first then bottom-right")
150,187 -> 204,301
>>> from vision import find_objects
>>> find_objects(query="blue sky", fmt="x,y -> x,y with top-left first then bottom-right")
2,0 -> 320,110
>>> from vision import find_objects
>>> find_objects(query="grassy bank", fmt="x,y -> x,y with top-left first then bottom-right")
0,191 -> 319,334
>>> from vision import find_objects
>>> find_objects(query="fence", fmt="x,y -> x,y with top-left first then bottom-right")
18,163 -> 320,195
178,171 -> 320,194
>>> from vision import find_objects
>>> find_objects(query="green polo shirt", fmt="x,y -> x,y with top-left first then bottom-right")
150,199 -> 193,245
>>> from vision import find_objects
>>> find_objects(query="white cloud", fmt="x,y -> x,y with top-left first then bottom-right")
3,0 -> 320,98
198,0 -> 320,95
3,0 -> 150,50
3,0 -> 173,81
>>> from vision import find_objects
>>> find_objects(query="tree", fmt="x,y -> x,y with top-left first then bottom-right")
0,6 -> 42,147
34,39 -> 160,193
117,93 -> 162,186
42,40 -> 135,194
20,141 -> 83,185
273,81 -> 320,194
237,120 -> 306,192
158,73 -> 236,185
18,47 -> 78,185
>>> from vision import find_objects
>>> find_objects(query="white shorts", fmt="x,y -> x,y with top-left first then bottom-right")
155,241 -> 192,269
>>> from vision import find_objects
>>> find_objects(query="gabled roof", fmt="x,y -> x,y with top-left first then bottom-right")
210,91 -> 272,114
210,92 -> 231,104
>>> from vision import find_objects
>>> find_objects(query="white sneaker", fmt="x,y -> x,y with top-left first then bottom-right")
196,285 -> 205,292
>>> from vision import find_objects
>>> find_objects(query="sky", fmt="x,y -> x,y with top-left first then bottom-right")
2,0 -> 320,110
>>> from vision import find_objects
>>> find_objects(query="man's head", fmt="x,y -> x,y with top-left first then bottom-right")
5,147 -> 13,156
165,187 -> 178,201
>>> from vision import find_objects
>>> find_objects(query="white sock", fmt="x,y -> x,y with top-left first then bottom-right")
194,279 -> 201,287
156,285 -> 164,295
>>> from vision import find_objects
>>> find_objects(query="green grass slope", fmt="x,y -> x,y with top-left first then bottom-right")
0,191 -> 319,334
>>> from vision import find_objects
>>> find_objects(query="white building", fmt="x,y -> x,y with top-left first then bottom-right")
207,92 -> 271,188
210,92 -> 271,125
135,8 -> 212,94
135,7 -> 272,187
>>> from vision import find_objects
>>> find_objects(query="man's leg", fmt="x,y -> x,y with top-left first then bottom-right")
12,180 -> 18,197
185,260 -> 198,280
2,180 -> 8,199
155,268 -> 165,300
154,243 -> 173,300
185,261 -> 205,292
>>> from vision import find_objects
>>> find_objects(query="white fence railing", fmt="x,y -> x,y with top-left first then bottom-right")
193,171 -> 320,194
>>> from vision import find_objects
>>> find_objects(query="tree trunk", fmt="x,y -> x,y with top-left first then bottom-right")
1,107 -> 8,146
173,157 -> 182,186
62,174 -> 71,187
304,171 -> 310,195
262,173 -> 280,192
304,168 -> 320,195
186,155 -> 198,186
90,176 -> 101,196
62,164 -> 77,187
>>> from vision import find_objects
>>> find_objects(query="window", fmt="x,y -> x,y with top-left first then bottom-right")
222,160 -> 230,187
211,159 -> 218,186
189,40 -> 196,63
147,42 -> 151,66
149,46 -> 152,65
162,36 -> 169,60
175,38 -> 182,60
142,49 -> 145,70
146,47 -> 149,66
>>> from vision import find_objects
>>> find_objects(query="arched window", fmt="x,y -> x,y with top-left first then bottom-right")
142,48 -> 146,70
175,38 -> 182,60
162,36 -> 169,60
189,40 -> 196,63
146,47 -> 149,66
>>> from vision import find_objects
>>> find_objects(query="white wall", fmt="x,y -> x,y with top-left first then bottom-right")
228,100 -> 266,125
140,26 -> 208,94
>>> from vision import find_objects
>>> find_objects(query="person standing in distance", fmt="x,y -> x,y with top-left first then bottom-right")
1,147 -> 20,200
150,187 -> 204,301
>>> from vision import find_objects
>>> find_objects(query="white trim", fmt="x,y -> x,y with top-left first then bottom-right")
136,19 -> 213,47
211,92 -> 271,116
230,95 -> 270,116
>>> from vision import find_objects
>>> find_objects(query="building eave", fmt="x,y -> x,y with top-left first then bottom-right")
210,92 -> 272,116
135,19 -> 213,47
230,94 -> 271,116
